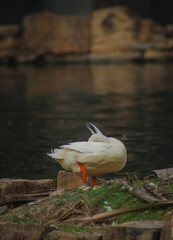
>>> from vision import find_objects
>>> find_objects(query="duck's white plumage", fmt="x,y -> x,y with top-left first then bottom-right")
47,123 -> 127,178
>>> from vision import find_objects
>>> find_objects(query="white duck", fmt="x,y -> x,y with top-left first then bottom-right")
47,123 -> 127,187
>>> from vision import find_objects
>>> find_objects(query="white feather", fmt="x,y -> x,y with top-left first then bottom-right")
47,123 -> 127,177
61,141 -> 112,154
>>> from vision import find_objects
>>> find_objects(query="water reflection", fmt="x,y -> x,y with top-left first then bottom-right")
0,63 -> 172,179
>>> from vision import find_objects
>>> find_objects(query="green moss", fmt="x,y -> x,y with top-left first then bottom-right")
84,183 -> 147,211
52,224 -> 96,233
49,189 -> 84,205
48,179 -> 171,221
118,208 -> 166,224
1,176 -> 172,230
3,212 -> 39,225
168,181 -> 173,195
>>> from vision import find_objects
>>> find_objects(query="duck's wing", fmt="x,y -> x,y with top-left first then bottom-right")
61,141 -> 112,154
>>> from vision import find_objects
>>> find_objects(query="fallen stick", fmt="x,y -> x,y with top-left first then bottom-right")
121,180 -> 167,203
65,201 -> 173,223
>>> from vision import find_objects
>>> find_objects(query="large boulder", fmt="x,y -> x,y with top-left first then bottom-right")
0,223 -> 42,240
90,6 -> 140,54
138,19 -> 165,42
0,24 -> 23,61
0,178 -> 54,195
160,210 -> 173,240
43,229 -> 102,240
57,170 -> 111,189
23,12 -> 90,55
0,36 -> 23,60
57,170 -> 86,190
0,178 -> 55,208
0,25 -> 20,38
102,221 -> 163,240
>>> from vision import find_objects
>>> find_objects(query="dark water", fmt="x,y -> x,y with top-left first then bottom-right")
0,63 -> 172,180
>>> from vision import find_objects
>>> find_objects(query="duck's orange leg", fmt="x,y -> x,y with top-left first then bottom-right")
92,176 -> 97,187
77,161 -> 87,183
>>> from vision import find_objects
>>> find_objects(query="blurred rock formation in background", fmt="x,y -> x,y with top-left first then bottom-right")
0,6 -> 173,64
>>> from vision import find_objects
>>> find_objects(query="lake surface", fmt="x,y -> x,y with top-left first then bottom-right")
0,63 -> 172,180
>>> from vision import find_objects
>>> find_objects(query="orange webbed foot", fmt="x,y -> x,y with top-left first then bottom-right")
92,176 -> 97,187
77,161 -> 87,184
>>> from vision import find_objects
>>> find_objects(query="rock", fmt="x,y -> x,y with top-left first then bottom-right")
16,53 -> 38,63
0,178 -> 54,195
151,168 -> 173,179
165,24 -> 173,38
89,52 -> 142,62
49,189 -> 64,197
131,42 -> 154,50
57,170 -> 113,190
103,221 -> 163,240
165,39 -> 173,49
0,223 -> 42,240
0,8 -> 173,63
0,25 -> 21,38
0,206 -> 7,215
160,210 -> 173,240
43,229 -> 102,240
138,19 -> 164,42
0,178 -> 55,206
43,53 -> 90,63
0,36 -> 23,59
138,19 -> 154,42
23,12 -> 90,55
57,170 -> 86,190
0,37 -> 22,50
120,220 -> 164,229
144,49 -> 173,61
0,25 -> 23,61
91,6 -> 140,54
154,39 -> 173,50
0,48 -> 19,60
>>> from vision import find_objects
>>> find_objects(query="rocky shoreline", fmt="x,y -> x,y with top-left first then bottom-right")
1,6 -> 173,65
0,169 -> 173,240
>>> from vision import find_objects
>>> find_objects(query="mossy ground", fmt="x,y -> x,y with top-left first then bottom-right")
1,176 -> 172,233
50,224 -> 97,233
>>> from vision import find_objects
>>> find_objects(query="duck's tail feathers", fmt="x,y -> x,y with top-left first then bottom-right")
47,148 -> 63,160
86,122 -> 103,136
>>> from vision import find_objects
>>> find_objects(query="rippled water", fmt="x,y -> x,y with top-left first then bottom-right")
0,63 -> 172,180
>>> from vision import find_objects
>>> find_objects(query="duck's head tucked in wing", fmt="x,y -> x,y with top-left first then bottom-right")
87,123 -> 118,144
87,123 -> 108,143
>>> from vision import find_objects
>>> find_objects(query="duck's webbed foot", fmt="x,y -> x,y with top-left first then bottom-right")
77,161 -> 87,184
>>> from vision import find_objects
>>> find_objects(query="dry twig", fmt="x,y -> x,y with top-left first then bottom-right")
65,201 -> 173,224
121,180 -> 168,203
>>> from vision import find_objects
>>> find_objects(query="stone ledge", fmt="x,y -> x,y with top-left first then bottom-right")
0,178 -> 54,195
0,221 -> 165,240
